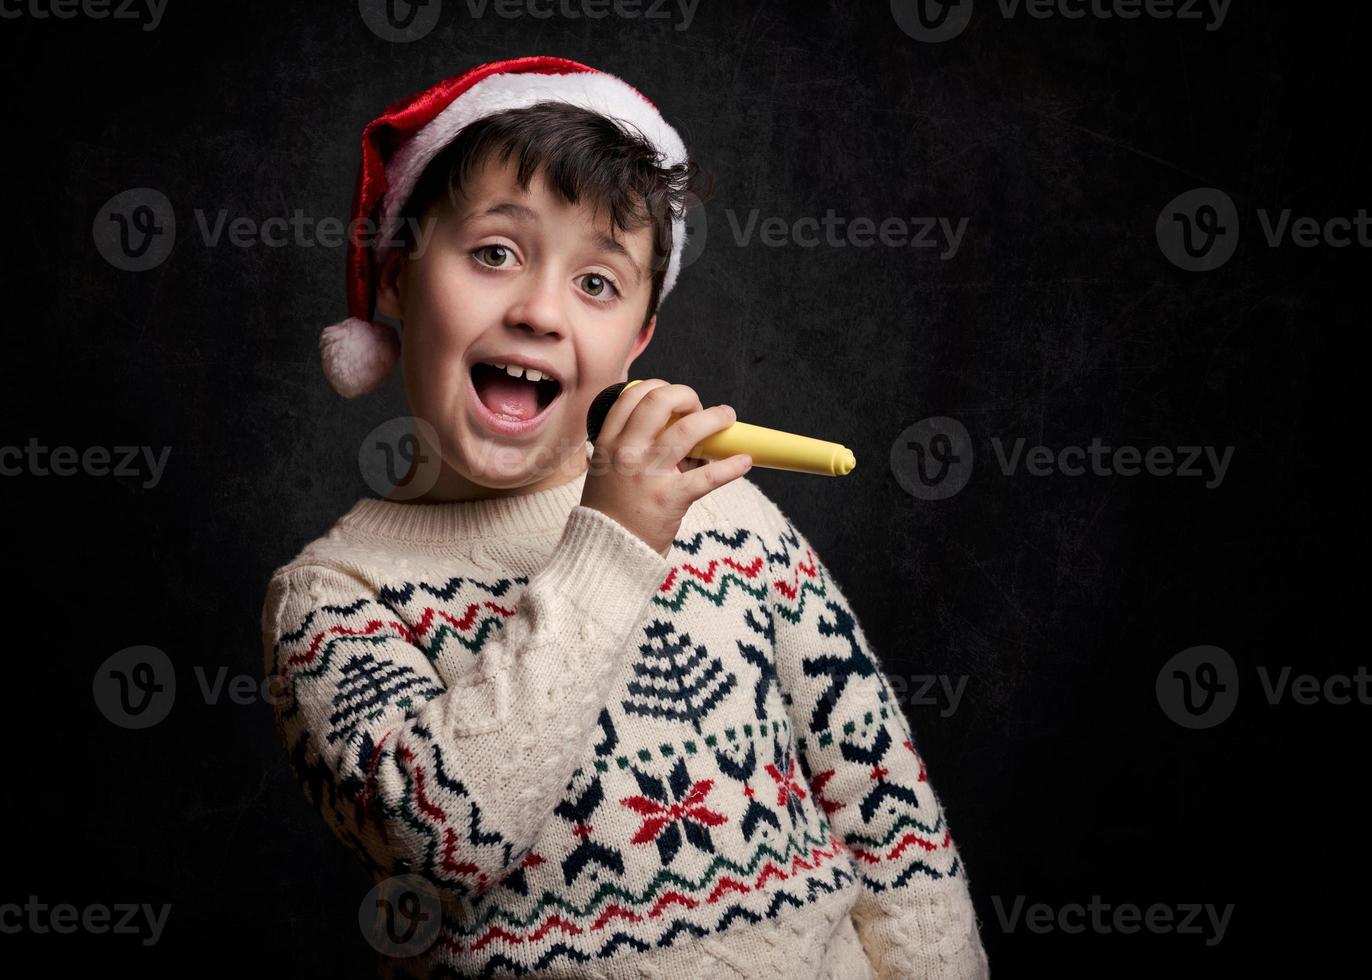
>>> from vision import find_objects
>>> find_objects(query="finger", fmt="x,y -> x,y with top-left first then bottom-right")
594,378 -> 669,447
619,383 -> 704,450
678,453 -> 754,499
656,403 -> 736,467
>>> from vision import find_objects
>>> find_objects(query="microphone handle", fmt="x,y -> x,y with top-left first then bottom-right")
619,379 -> 856,477
677,416 -> 856,476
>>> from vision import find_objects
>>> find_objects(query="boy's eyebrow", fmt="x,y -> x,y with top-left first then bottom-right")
463,200 -> 645,287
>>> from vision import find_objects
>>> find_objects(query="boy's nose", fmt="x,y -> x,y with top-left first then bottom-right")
503,269 -> 568,338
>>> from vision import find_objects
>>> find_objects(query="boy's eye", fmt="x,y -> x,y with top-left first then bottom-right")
579,273 -> 620,302
474,244 -> 513,268
472,245 -> 619,303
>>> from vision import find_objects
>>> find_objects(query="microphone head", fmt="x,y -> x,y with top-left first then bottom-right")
586,381 -> 633,445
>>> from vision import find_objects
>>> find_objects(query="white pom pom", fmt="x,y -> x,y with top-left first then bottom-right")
319,317 -> 400,398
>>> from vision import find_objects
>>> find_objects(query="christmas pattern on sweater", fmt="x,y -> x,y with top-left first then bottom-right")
262,476 -> 988,977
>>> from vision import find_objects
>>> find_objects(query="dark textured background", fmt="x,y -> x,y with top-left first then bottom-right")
4,1 -> 1367,974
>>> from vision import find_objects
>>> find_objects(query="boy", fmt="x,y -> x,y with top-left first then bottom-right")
262,56 -> 989,978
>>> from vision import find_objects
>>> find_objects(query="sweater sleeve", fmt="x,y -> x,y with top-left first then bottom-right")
753,493 -> 990,979
260,504 -> 671,901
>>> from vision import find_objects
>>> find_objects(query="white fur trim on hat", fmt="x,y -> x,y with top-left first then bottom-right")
319,317 -> 401,399
377,70 -> 690,300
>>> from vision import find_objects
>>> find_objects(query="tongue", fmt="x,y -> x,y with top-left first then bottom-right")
475,371 -> 540,421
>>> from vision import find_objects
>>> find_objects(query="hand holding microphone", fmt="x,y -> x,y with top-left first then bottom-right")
580,379 -> 858,558
579,380 -> 754,558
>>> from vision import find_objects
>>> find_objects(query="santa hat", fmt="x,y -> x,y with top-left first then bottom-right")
319,55 -> 691,398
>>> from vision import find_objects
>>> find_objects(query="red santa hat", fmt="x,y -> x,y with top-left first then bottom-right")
320,55 -> 691,398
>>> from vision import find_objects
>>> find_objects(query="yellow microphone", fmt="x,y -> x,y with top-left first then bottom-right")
586,379 -> 856,477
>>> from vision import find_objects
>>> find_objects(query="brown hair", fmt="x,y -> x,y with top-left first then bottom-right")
392,101 -> 713,328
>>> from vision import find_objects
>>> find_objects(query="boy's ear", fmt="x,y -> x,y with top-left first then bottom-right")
374,247 -> 407,321
624,314 -> 656,375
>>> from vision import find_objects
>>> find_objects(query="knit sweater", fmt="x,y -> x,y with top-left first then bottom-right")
260,459 -> 990,979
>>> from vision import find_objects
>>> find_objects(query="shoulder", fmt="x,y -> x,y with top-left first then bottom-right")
689,474 -> 798,543
259,504 -> 391,628
259,559 -> 360,637
266,494 -> 429,583
697,477 -> 832,575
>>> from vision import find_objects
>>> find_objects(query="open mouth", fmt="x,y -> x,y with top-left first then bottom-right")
470,360 -> 563,425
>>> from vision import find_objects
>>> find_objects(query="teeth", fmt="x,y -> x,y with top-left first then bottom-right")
484,360 -> 551,384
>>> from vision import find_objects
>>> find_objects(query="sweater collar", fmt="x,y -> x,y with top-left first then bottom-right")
336,466 -> 589,543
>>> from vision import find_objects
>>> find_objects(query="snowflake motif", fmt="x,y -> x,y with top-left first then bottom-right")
764,737 -> 808,825
619,757 -> 728,865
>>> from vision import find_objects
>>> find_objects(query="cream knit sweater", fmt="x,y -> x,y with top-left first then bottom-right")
261,461 -> 990,978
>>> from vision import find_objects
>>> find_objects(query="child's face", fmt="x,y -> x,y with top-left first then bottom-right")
376,153 -> 658,497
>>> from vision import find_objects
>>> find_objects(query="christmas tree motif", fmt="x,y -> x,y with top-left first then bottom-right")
737,603 -> 781,720
327,652 -> 444,745
712,737 -> 782,842
619,757 -> 727,865
622,619 -> 737,733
